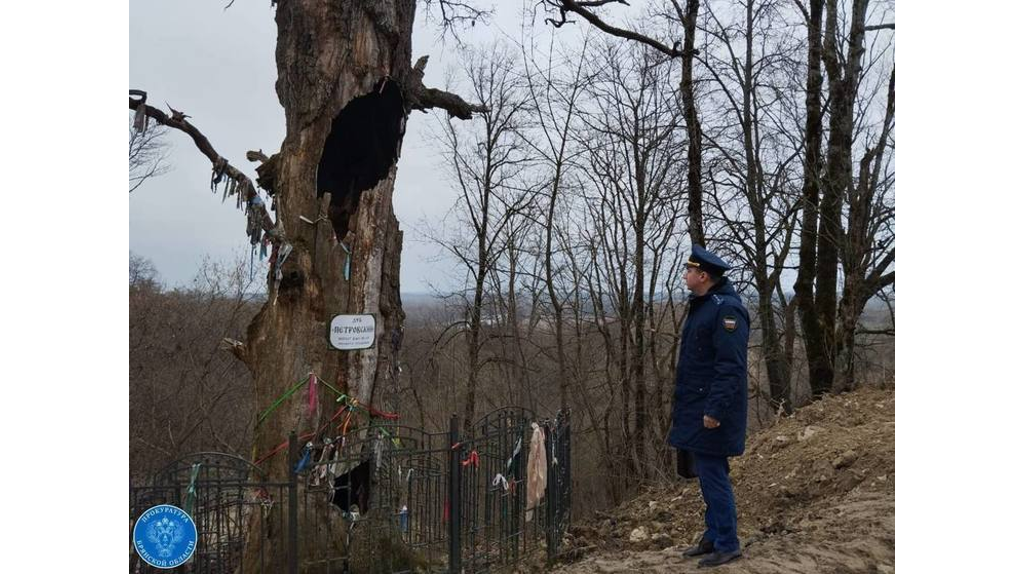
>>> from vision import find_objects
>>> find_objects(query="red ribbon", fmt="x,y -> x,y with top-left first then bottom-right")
253,404 -> 347,466
365,404 -> 400,420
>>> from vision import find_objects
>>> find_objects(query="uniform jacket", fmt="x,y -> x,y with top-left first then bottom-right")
668,278 -> 750,457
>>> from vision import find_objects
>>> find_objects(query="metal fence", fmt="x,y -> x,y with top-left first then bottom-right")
129,408 -> 571,573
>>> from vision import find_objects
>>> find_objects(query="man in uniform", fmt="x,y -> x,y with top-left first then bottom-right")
669,245 -> 750,567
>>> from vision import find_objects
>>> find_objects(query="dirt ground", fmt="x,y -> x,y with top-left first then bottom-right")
548,388 -> 895,573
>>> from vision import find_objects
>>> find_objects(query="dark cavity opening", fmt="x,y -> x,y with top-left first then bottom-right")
317,79 -> 405,241
332,459 -> 372,514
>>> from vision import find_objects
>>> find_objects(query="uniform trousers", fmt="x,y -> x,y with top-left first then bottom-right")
694,451 -> 740,553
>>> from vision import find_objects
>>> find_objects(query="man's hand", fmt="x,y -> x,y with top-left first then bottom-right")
703,415 -> 720,429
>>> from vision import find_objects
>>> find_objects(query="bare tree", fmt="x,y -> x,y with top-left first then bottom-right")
129,256 -> 261,483
129,116 -> 170,192
794,0 -> 894,397
575,38 -> 687,480
544,0 -> 708,246
697,0 -> 804,412
520,28 -> 592,413
394,0 -> 896,508
129,251 -> 159,288
812,0 -> 871,396
678,0 -> 707,246
430,44 -> 535,430
835,67 -> 894,390
793,0 -> 829,397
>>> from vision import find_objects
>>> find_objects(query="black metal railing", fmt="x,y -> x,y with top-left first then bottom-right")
129,408 -> 571,573
129,453 -> 293,573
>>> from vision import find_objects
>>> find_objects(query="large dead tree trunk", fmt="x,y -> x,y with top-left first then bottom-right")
133,1 -> 484,568
249,2 -> 478,567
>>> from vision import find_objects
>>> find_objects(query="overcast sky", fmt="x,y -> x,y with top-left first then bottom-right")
129,0 -> 567,293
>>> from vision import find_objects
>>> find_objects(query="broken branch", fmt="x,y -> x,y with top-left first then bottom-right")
411,87 -> 488,119
220,337 -> 250,366
405,56 -> 488,120
246,149 -> 270,163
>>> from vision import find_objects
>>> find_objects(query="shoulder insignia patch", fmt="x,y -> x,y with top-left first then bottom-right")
712,295 -> 723,305
723,315 -> 738,332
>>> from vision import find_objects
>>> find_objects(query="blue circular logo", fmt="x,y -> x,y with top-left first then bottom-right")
132,504 -> 198,569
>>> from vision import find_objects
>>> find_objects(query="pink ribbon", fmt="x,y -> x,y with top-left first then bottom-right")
307,373 -> 319,417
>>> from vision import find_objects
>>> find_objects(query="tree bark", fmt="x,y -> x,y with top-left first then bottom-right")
836,68 -> 895,391
808,0 -> 869,396
794,0 -> 830,398
681,0 -> 706,247
631,207 -> 647,479
214,1 -> 483,568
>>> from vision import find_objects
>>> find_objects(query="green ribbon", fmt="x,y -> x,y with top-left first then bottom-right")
254,372 -> 393,433
256,375 -> 311,428
183,463 -> 201,517
319,379 -> 345,399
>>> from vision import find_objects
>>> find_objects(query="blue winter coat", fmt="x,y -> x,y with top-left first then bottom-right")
668,278 -> 750,457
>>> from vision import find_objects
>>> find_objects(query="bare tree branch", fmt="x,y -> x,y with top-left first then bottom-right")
405,55 -> 489,119
544,0 -> 690,58
129,119 -> 170,193
128,90 -> 277,239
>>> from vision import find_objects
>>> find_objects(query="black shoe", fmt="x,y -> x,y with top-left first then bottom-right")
682,538 -> 715,557
698,550 -> 742,567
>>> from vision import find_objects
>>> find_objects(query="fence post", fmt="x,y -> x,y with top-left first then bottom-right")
545,419 -> 556,563
448,414 -> 462,574
288,431 -> 299,574
565,410 -> 572,530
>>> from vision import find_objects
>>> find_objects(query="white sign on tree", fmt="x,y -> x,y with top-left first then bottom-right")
328,314 -> 376,350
